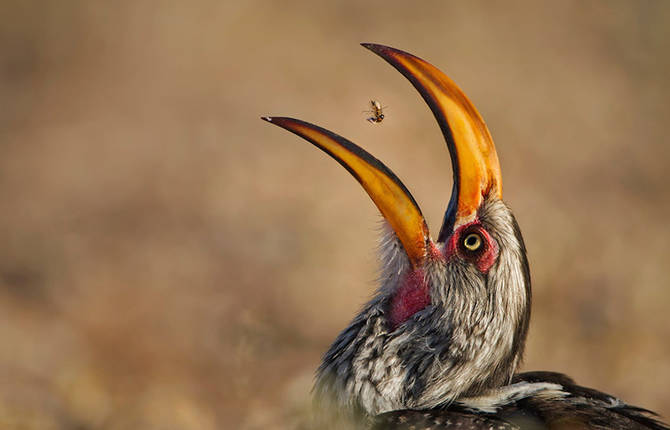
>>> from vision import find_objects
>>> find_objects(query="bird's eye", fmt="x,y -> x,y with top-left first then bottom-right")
463,233 -> 482,251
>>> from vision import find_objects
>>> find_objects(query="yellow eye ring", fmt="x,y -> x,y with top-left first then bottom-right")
463,233 -> 482,251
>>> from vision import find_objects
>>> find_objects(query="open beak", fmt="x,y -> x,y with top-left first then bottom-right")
262,43 -> 503,264
261,117 -> 430,267
361,43 -> 502,243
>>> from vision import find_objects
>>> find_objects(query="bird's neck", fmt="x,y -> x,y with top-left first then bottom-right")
314,279 -> 529,417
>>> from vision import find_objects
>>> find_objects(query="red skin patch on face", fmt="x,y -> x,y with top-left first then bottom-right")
444,220 -> 499,273
389,269 -> 430,330
428,241 -> 445,261
473,228 -> 498,272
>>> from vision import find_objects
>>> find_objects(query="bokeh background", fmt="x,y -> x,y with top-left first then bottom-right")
1,1 -> 669,428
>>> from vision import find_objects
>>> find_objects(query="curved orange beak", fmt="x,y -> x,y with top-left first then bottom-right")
261,117 -> 430,267
362,43 -> 502,242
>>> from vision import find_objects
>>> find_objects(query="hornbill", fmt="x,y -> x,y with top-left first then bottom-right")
261,44 -> 668,429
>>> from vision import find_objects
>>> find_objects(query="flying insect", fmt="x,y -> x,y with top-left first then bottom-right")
364,99 -> 386,123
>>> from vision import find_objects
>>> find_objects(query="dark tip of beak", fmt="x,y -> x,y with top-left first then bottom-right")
361,43 -> 393,55
261,116 -> 273,122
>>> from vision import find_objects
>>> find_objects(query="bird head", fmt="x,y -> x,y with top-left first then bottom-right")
262,44 -> 531,418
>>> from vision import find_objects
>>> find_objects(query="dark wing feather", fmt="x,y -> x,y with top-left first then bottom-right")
512,371 -> 670,430
370,372 -> 669,430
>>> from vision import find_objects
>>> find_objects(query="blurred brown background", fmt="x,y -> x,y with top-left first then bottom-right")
1,1 -> 669,428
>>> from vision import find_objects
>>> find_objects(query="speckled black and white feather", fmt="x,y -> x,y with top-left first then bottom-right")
313,195 -> 532,423
372,372 -> 670,429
